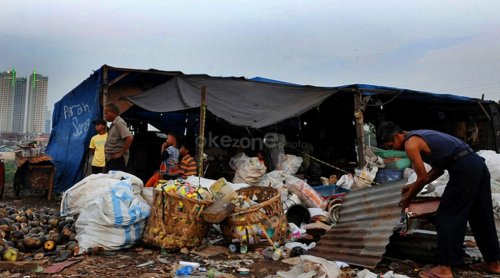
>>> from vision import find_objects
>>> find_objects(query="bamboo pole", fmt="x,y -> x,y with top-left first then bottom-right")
354,90 -> 366,167
198,86 -> 207,178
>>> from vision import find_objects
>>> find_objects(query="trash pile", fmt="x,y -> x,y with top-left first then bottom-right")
6,148 -> 499,277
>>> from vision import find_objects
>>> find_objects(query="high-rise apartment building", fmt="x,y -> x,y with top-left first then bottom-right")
26,71 -> 48,134
45,109 -> 52,133
0,70 -> 16,132
12,77 -> 27,133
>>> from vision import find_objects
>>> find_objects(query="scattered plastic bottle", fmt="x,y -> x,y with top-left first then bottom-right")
272,247 -> 283,261
228,244 -> 237,253
240,244 -> 248,254
175,265 -> 194,276
262,246 -> 274,260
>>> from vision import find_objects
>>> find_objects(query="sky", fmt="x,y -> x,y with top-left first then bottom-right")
2,0 -> 500,112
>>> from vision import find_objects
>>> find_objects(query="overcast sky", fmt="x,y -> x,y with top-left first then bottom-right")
2,0 -> 500,111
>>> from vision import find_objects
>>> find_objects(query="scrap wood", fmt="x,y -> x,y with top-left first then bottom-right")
0,261 -> 39,271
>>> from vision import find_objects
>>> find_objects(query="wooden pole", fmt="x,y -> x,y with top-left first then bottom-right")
354,90 -> 366,167
198,86 -> 207,177
102,65 -> 108,118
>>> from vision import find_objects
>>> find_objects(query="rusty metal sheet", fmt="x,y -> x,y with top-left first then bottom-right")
309,180 -> 406,268
15,153 -> 53,167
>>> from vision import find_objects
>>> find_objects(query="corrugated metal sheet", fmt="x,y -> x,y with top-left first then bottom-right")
309,180 -> 406,268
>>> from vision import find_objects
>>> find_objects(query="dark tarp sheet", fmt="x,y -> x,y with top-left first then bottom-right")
127,76 -> 337,128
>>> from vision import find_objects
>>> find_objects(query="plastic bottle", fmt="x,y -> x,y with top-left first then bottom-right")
272,247 -> 282,261
228,244 -> 237,253
240,244 -> 248,254
175,265 -> 194,276
262,246 -> 274,260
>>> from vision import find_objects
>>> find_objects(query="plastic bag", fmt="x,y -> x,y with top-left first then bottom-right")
276,154 -> 303,175
258,170 -> 289,202
337,173 -> 354,190
230,153 -> 267,185
352,164 -> 378,190
286,176 -> 326,209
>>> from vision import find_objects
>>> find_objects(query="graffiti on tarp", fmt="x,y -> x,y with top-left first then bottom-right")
72,117 -> 91,137
64,102 -> 90,119
63,102 -> 91,137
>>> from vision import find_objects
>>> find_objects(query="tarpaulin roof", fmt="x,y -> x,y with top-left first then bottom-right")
126,76 -> 338,128
45,65 -> 496,193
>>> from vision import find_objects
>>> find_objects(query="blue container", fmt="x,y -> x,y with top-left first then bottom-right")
374,169 -> 404,184
312,184 -> 350,198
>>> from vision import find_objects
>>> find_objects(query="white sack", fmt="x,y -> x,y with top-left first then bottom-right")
63,171 -> 150,253
75,202 -> 147,253
258,170 -> 289,202
276,154 -> 303,175
60,171 -> 144,216
230,153 -> 266,185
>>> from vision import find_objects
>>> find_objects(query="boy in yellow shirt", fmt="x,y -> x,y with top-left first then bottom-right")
89,119 -> 108,174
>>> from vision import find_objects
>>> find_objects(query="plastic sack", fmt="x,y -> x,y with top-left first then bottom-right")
141,187 -> 154,206
352,164 -> 378,190
478,150 -> 500,183
276,154 -> 303,175
258,170 -> 289,202
230,153 -> 267,185
60,171 -> 144,216
286,176 -> 326,209
74,175 -> 150,253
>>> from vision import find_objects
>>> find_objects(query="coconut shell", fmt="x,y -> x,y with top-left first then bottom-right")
43,240 -> 56,252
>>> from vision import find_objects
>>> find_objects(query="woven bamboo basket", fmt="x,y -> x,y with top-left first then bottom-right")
221,186 -> 287,247
142,187 -> 213,249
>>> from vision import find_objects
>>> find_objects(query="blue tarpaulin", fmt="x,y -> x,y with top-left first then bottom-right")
45,69 -> 102,192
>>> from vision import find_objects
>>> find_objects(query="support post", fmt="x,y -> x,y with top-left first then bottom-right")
354,90 -> 366,167
102,65 -> 109,118
198,86 -> 207,177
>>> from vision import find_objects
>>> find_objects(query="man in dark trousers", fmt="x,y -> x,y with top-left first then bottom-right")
377,121 -> 500,278
103,102 -> 133,172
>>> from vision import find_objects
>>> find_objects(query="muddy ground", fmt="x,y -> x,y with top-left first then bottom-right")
0,183 -> 497,277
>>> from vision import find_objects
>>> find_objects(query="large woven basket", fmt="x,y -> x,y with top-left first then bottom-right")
221,186 -> 287,247
142,187 -> 213,249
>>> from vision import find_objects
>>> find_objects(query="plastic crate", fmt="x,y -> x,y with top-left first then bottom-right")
312,185 -> 350,198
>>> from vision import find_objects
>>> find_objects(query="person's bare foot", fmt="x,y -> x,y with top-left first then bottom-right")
418,265 -> 453,278
470,261 -> 500,274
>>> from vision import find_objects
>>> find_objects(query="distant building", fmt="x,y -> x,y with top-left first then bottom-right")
12,77 -> 27,133
26,71 -> 48,133
45,109 -> 52,133
0,70 -> 16,132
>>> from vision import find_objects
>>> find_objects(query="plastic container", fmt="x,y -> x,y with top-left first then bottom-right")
372,148 -> 408,159
383,157 -> 411,170
374,169 -> 404,184
312,185 -> 350,198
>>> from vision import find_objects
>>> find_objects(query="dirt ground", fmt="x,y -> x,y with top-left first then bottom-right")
0,183 -> 498,277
